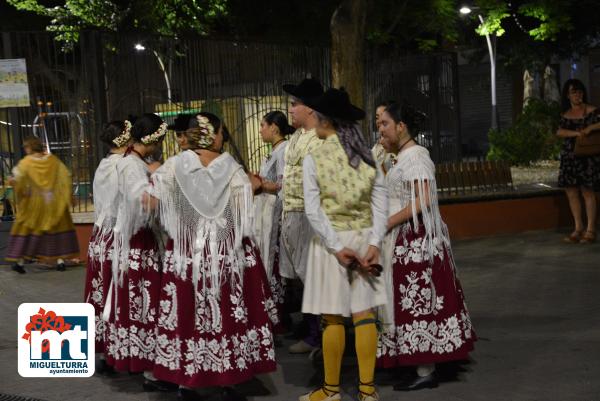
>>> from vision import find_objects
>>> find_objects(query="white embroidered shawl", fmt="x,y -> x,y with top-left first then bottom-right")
386,145 -> 448,256
91,153 -> 121,263
112,155 -> 153,283
150,150 -> 254,298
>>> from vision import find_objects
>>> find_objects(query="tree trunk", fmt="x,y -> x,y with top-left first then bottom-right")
330,0 -> 367,108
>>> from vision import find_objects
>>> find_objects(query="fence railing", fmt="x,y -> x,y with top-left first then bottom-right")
1,31 -> 461,216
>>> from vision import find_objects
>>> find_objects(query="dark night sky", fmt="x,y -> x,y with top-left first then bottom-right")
0,1 -> 51,31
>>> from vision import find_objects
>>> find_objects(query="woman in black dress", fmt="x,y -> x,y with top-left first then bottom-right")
557,79 -> 600,243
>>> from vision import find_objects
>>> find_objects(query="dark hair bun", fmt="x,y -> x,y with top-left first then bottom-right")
384,102 -> 427,135
283,125 -> 296,136
263,111 -> 295,136
131,113 -> 164,141
100,120 -> 125,147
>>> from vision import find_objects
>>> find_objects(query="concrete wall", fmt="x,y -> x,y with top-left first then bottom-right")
70,193 -> 577,259
440,193 -> 573,240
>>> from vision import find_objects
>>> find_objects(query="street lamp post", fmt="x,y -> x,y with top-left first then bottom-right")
135,43 -> 172,105
460,6 -> 499,131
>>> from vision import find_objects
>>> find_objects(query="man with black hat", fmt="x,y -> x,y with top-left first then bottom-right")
280,77 -> 324,354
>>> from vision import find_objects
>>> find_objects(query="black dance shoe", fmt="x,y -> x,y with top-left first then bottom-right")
95,359 -> 115,375
56,263 -> 66,272
393,372 -> 438,391
12,264 -> 25,274
142,379 -> 179,392
177,388 -> 203,401
220,387 -> 248,401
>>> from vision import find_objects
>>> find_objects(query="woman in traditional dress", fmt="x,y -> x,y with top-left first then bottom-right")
6,136 -> 79,273
299,88 -> 388,401
84,119 -> 132,373
104,113 -> 172,391
376,102 -> 475,391
251,110 -> 294,333
557,79 -> 599,244
147,113 -> 277,401
371,100 -> 394,174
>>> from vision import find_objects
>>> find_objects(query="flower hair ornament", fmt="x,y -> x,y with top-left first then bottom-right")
195,115 -> 217,149
112,120 -> 132,147
141,122 -> 168,145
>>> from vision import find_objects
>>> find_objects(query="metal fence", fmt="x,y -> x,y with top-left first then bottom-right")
100,33 -> 332,173
365,51 -> 461,162
1,31 -> 98,214
0,31 -> 460,215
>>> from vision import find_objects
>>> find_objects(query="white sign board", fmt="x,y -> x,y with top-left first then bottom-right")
0,58 -> 30,108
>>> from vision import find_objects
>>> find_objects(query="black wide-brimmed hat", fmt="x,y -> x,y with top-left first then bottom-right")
282,78 -> 324,104
167,113 -> 194,131
306,87 -> 365,122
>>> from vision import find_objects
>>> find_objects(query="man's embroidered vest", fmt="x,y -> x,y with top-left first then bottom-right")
310,135 -> 375,231
283,128 -> 322,212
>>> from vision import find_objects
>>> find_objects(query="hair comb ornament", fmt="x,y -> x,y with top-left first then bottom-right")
141,122 -> 168,144
112,120 -> 132,147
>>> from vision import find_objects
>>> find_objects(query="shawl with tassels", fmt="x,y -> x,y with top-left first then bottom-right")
90,153 -> 121,263
149,150 -> 254,299
386,145 -> 449,255
111,155 -> 154,284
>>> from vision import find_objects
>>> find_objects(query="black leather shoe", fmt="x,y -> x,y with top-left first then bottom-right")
12,264 -> 25,274
142,379 -> 179,392
96,359 -> 115,375
220,387 -> 247,401
177,388 -> 203,401
393,373 -> 438,391
57,263 -> 66,272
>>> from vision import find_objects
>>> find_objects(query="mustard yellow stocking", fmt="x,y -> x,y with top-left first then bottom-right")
353,311 -> 378,396
309,314 -> 345,401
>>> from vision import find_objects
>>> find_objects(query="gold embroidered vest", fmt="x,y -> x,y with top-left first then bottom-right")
310,135 -> 375,231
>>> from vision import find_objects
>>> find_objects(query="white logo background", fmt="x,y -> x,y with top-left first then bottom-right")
18,303 -> 95,378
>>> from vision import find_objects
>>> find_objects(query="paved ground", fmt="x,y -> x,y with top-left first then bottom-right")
1,229 -> 599,401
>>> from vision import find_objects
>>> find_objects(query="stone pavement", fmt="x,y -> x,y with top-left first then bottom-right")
1,230 -> 599,401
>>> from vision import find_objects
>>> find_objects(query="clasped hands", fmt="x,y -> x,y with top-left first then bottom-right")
334,245 -> 382,278
578,126 -> 595,136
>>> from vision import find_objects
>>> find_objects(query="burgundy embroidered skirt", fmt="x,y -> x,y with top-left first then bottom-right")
152,237 -> 277,387
84,226 -> 114,353
104,227 -> 161,372
377,224 -> 476,367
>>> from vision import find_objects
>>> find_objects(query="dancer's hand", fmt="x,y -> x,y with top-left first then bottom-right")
335,247 -> 360,267
248,173 -> 262,193
386,216 -> 397,231
363,245 -> 380,267
147,161 -> 161,173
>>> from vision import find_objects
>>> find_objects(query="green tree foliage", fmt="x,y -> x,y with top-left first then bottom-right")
475,0 -> 572,40
487,98 -> 561,165
366,0 -> 460,52
470,0 -> 599,70
7,0 -> 228,45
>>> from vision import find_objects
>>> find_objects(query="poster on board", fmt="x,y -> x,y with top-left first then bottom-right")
0,58 -> 30,108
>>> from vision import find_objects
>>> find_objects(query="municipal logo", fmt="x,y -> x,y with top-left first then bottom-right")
18,303 -> 95,377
